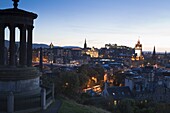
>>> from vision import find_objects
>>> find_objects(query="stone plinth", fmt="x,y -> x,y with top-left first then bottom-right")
0,77 -> 39,92
0,67 -> 41,113
0,67 -> 40,80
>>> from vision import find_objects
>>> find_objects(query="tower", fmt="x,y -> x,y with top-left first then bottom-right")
131,39 -> 144,67
84,38 -> 87,49
0,1 -> 43,112
135,39 -> 142,57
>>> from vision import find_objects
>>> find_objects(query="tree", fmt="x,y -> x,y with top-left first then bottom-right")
118,99 -> 135,113
60,71 -> 80,95
77,64 -> 89,75
114,72 -> 125,86
78,73 -> 89,89
93,64 -> 105,81
155,103 -> 170,113
78,64 -> 105,84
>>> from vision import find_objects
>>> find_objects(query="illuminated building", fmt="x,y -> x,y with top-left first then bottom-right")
132,39 -> 144,61
131,39 -> 144,67
135,40 -> 142,57
85,47 -> 99,58
83,39 -> 99,58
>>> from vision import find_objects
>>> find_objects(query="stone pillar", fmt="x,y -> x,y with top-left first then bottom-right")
41,88 -> 46,110
0,24 -> 5,65
4,46 -> 8,65
52,83 -> 55,100
19,25 -> 26,66
39,47 -> 43,71
27,26 -> 33,67
9,25 -> 16,66
7,92 -> 14,113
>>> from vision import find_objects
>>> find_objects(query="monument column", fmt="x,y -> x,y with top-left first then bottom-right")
0,24 -> 5,65
9,25 -> 16,66
19,25 -> 26,66
0,1 -> 41,113
27,26 -> 33,67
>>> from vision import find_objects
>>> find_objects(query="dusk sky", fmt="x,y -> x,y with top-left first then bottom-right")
1,0 -> 170,52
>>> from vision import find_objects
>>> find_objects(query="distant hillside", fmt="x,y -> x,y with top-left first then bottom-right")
4,40 -> 81,49
32,43 -> 49,49
5,40 -> 49,49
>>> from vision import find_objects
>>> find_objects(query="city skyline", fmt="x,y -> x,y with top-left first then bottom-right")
1,0 -> 170,52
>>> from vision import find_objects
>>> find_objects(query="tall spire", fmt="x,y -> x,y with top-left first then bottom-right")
152,46 -> 156,64
84,38 -> 87,49
12,0 -> 19,9
153,46 -> 156,56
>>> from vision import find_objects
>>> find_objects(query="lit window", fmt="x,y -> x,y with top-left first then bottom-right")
114,100 -> 117,106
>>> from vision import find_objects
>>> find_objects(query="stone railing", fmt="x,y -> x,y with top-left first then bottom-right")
0,84 -> 55,113
0,91 -> 41,113
41,84 -> 55,110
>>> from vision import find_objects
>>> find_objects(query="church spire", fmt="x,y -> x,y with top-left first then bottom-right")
153,46 -> 156,56
84,39 -> 87,49
152,46 -> 157,64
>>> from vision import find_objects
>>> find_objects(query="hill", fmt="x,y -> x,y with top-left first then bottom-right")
4,40 -> 81,49
58,97 -> 111,113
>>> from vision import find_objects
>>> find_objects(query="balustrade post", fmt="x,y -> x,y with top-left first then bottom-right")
0,24 -> 5,65
7,92 -> 14,113
41,88 -> 46,110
